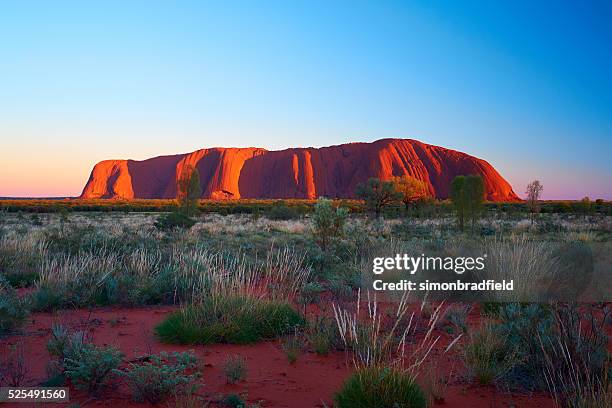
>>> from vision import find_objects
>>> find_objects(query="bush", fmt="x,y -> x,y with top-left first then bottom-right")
440,304 -> 471,334
222,393 -> 247,408
47,324 -> 89,361
116,351 -> 200,404
0,275 -> 28,334
223,355 -> 247,384
311,197 -> 348,251
0,344 -> 28,386
539,303 -> 610,407
266,201 -> 300,220
355,178 -> 402,217
334,366 -> 426,408
155,295 -> 304,344
497,303 -> 554,389
154,212 -> 196,231
63,343 -> 123,393
306,316 -> 339,355
462,321 -> 518,385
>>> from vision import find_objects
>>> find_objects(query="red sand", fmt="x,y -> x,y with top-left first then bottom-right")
1,306 -> 555,407
80,138 -> 519,201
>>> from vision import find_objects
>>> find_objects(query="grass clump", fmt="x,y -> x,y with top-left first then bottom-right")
462,320 -> 519,385
115,351 -> 200,404
0,275 -> 29,334
306,316 -> 339,355
282,332 -> 302,364
223,355 -> 247,384
155,295 -> 304,344
334,366 -> 427,408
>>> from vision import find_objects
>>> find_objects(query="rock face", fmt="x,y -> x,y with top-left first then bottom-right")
80,139 -> 519,201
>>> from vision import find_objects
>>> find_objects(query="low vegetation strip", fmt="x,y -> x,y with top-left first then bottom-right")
155,295 -> 305,344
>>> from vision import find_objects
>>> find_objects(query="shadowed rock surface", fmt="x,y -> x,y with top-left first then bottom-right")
80,138 -> 519,201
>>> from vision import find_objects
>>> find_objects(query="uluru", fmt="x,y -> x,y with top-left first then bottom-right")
80,138 -> 519,201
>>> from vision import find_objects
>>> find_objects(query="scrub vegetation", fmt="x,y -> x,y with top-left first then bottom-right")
0,187 -> 610,406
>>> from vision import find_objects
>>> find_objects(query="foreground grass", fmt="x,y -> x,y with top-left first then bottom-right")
155,295 -> 304,344
334,366 -> 427,408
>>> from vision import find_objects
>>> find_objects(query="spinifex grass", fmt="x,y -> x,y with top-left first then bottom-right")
334,366 -> 427,408
155,294 -> 304,344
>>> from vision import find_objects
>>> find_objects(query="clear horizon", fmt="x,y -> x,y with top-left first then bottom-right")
1,1 -> 611,200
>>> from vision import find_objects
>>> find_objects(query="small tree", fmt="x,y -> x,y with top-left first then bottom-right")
312,197 -> 348,252
390,176 -> 430,211
177,166 -> 202,217
578,196 -> 592,217
355,178 -> 402,217
450,175 -> 484,232
525,180 -> 543,224
465,175 -> 485,231
451,176 -> 467,231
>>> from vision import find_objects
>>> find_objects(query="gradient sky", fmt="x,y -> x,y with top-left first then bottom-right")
1,1 -> 611,199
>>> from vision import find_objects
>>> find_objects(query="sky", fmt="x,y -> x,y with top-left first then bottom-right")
1,1 -> 611,199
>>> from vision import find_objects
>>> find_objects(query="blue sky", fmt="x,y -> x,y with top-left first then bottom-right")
1,1 -> 610,198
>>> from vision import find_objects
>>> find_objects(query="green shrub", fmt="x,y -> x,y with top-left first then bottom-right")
154,212 -> 196,231
115,351 -> 199,404
47,324 -> 88,360
223,393 -> 246,408
266,201 -> 300,220
63,343 -> 123,393
155,295 -> 304,344
334,366 -> 426,408
312,197 -> 348,251
223,355 -> 247,384
0,275 -> 28,334
298,281 -> 324,305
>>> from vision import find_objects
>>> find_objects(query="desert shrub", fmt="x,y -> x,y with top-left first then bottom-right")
33,286 -> 65,311
540,304 -> 610,408
223,355 -> 247,384
450,175 -> 484,232
0,344 -> 28,386
0,275 -> 29,334
440,304 -> 471,334
480,301 -> 504,317
306,316 -> 340,355
355,178 -> 402,217
156,295 -> 304,344
497,303 -> 554,389
154,212 -> 196,231
328,277 -> 354,301
298,281 -> 324,305
63,343 -> 123,393
222,393 -> 247,408
311,197 -> 348,251
266,201 -> 300,220
549,242 -> 593,300
115,351 -> 199,404
334,366 -> 427,408
462,321 -> 519,385
46,324 -> 89,361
